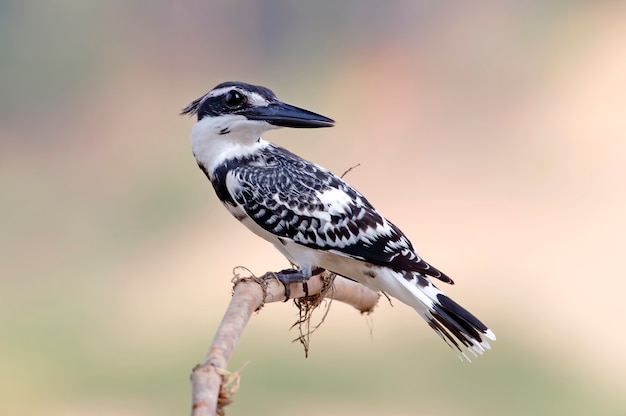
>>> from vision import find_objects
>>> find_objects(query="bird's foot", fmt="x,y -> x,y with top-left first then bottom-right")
271,268 -> 311,301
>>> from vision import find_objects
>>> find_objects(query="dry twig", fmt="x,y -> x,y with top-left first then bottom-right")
190,269 -> 379,416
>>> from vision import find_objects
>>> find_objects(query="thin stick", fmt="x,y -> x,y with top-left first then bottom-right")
190,271 -> 379,416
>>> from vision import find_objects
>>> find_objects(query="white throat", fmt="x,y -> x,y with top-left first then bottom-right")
190,115 -> 276,175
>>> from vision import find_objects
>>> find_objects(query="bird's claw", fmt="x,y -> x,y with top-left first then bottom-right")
271,268 -> 310,301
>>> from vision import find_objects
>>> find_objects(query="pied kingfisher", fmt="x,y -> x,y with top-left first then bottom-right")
182,81 -> 495,359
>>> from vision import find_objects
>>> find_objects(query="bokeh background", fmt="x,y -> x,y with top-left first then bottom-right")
2,1 -> 626,415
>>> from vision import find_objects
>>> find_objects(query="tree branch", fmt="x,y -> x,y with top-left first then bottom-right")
190,270 -> 379,416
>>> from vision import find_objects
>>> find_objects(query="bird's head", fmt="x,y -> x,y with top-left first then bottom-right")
181,81 -> 334,139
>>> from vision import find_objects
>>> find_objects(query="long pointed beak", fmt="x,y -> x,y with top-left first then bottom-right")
242,101 -> 335,128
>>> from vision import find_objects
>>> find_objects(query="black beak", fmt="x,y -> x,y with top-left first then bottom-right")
242,101 -> 335,128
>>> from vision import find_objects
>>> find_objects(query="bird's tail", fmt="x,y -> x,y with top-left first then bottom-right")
393,271 -> 496,361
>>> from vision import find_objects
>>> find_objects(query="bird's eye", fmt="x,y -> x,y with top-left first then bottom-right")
224,90 -> 245,109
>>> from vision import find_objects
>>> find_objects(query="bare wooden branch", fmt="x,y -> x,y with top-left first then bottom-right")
190,270 -> 379,416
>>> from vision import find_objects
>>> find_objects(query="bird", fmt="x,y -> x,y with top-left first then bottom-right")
181,81 -> 495,360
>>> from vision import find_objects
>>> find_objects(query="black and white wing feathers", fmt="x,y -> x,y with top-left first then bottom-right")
216,143 -> 453,284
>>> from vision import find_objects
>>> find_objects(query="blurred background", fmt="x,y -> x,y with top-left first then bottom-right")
2,1 -> 625,415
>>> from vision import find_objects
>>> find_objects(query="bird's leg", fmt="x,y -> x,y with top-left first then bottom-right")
268,267 -> 326,301
271,267 -> 325,301
273,268 -> 309,301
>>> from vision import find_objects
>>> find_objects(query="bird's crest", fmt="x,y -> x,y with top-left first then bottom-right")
181,95 -> 203,117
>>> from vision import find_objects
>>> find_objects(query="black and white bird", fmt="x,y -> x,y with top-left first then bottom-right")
182,81 -> 495,360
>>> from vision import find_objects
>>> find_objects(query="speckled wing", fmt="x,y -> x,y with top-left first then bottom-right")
226,145 -> 453,284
